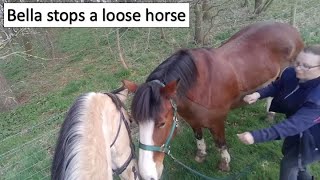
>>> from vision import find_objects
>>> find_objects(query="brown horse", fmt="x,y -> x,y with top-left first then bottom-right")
123,22 -> 304,180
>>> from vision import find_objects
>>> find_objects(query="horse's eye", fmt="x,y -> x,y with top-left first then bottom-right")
158,122 -> 166,128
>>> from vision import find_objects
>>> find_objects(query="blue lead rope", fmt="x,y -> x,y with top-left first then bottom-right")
166,152 -> 256,180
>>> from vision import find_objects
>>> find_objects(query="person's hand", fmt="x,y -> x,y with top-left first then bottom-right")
237,132 -> 254,145
243,92 -> 261,104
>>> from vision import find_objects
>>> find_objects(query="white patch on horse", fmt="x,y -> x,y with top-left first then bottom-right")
219,148 -> 231,163
196,138 -> 207,155
139,121 -> 158,180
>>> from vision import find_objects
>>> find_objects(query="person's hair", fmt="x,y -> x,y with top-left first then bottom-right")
304,45 -> 320,56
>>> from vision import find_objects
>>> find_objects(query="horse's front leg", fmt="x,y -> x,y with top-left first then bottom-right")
192,127 -> 207,163
209,117 -> 230,172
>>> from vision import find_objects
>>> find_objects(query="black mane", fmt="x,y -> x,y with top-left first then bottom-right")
131,49 -> 198,123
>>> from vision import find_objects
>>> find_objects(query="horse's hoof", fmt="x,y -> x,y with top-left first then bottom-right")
266,112 -> 275,122
218,159 -> 230,172
195,150 -> 206,163
195,155 -> 206,163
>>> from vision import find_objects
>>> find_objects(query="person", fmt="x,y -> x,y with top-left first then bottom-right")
237,45 -> 320,180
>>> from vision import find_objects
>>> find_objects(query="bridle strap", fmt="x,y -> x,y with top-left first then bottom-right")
110,111 -> 122,147
111,108 -> 136,175
112,121 -> 136,175
151,79 -> 165,87
103,93 -> 137,177
139,118 -> 177,154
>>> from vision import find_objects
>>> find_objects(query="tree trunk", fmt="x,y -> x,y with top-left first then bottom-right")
260,0 -> 274,12
242,0 -> 249,7
44,28 -> 55,59
290,0 -> 297,26
202,0 -> 210,21
0,71 -> 18,112
254,0 -> 263,14
21,31 -> 33,60
194,3 -> 203,45
116,28 -> 128,69
160,28 -> 166,39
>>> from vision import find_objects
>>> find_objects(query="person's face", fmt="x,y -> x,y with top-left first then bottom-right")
294,51 -> 320,81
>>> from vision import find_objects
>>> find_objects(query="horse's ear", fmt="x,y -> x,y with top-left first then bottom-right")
122,80 -> 138,93
160,79 -> 180,98
115,88 -> 128,103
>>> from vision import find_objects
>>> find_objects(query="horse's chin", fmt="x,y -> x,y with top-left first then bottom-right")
156,163 -> 164,180
119,160 -> 140,180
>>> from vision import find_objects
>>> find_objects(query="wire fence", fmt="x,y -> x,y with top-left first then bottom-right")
0,0 -> 319,179
0,112 -> 64,180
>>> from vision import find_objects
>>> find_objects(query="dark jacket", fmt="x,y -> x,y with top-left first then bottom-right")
251,67 -> 320,156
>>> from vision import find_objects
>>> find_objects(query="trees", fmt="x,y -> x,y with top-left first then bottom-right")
254,0 -> 274,14
193,0 -> 227,45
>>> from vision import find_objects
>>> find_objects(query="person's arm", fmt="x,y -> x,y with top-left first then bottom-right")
256,79 -> 282,99
251,101 -> 320,143
257,67 -> 297,99
243,79 -> 281,104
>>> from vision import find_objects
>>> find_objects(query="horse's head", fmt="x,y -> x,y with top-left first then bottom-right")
123,79 -> 179,180
109,87 -> 140,180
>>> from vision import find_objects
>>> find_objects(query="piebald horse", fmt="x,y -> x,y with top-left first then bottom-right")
123,22 -> 304,180
51,87 -> 139,180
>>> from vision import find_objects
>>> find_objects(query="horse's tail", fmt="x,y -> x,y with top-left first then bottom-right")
51,93 -> 112,180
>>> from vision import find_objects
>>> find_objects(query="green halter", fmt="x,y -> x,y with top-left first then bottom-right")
139,80 -> 178,154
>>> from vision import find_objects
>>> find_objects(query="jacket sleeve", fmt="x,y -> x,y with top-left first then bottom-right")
257,80 -> 281,99
251,100 -> 320,143
256,67 -> 296,99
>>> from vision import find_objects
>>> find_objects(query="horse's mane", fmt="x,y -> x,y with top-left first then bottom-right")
51,93 -> 89,180
131,49 -> 198,123
51,92 -> 125,180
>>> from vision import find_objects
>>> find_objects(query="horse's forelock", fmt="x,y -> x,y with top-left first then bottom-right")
131,82 -> 163,123
132,49 -> 198,124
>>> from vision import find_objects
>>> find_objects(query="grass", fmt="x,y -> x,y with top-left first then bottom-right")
162,104 -> 286,180
1,1 -> 320,179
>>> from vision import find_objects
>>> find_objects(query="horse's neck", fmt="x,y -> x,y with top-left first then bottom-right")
84,93 -> 115,179
103,112 -> 114,180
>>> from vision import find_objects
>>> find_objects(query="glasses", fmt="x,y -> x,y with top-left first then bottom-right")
293,62 -> 320,71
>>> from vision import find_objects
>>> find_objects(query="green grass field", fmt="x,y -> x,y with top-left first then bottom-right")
1,1 -> 320,179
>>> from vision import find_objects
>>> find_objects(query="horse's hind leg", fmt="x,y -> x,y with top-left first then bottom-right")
266,97 -> 276,122
209,117 -> 230,172
192,127 -> 207,163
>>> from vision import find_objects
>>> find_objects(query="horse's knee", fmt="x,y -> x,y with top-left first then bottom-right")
193,128 -> 203,140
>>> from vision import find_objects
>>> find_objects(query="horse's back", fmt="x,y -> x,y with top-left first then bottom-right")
217,22 -> 303,91
221,22 -> 302,58
184,22 -> 303,110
